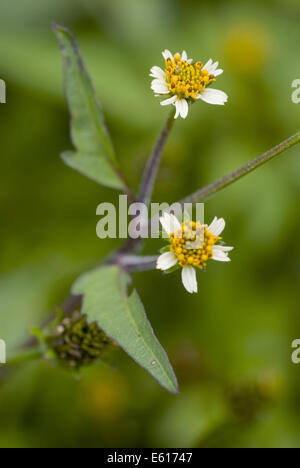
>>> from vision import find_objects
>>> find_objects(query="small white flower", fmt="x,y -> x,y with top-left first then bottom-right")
156,213 -> 233,294
150,50 -> 228,119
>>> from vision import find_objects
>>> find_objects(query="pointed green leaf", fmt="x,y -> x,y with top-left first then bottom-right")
53,24 -> 126,191
72,266 -> 178,394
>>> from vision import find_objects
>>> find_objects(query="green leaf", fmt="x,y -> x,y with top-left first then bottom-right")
53,24 -> 126,191
29,327 -> 45,342
72,265 -> 178,394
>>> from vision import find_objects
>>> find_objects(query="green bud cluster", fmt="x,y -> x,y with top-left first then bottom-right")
47,311 -> 113,370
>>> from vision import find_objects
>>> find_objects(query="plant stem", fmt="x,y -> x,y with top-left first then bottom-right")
180,131 -> 300,205
117,109 -> 176,255
138,109 -> 175,207
115,255 -> 158,272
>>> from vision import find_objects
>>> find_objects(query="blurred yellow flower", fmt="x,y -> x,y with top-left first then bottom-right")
224,25 -> 270,74
79,370 -> 129,423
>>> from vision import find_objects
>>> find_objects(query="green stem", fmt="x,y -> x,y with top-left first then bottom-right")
180,131 -> 300,204
116,254 -> 158,272
138,109 -> 176,207
117,109 -> 176,255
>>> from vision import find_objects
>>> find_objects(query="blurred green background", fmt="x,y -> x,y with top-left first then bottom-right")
0,0 -> 300,448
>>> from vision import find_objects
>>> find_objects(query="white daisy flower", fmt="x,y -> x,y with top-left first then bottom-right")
156,213 -> 233,294
150,50 -> 228,119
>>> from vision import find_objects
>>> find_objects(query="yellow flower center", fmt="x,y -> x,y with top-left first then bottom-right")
170,221 -> 220,269
165,53 -> 215,100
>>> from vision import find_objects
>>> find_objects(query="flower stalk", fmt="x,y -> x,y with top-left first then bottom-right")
115,254 -> 159,273
180,131 -> 300,205
138,108 -> 175,207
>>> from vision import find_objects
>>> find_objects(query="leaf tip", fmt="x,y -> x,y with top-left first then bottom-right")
165,380 -> 180,395
51,22 -> 58,32
164,374 -> 180,395
52,23 -> 75,43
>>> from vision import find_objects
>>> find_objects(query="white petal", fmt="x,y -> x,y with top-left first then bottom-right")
198,88 -> 228,105
203,59 -> 213,73
212,247 -> 231,262
152,86 -> 170,95
203,59 -> 223,77
150,66 -> 166,79
160,95 -> 177,106
181,266 -> 198,294
151,77 -> 168,87
157,252 -> 178,271
174,99 -> 189,119
180,99 -> 189,118
169,213 -> 182,233
160,212 -> 181,235
181,50 -> 188,61
213,245 -> 234,252
208,217 -> 226,236
208,216 -> 217,229
214,69 -> 223,77
151,79 -> 170,94
174,101 -> 181,119
162,49 -> 174,61
159,213 -> 171,235
210,61 -> 219,73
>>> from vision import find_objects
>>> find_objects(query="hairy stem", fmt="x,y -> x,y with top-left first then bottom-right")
180,131 -> 300,204
117,109 -> 176,255
115,254 -> 158,272
138,109 -> 175,207
143,131 -> 300,234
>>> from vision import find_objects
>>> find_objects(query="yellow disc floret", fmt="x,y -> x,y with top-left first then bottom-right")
165,54 -> 215,100
170,221 -> 220,269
